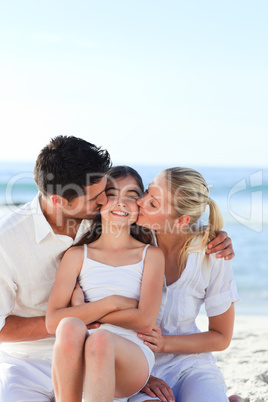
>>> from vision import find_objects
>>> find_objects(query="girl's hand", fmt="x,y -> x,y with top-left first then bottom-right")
140,375 -> 175,402
110,295 -> 138,311
138,324 -> 165,352
71,282 -> 85,306
206,230 -> 235,260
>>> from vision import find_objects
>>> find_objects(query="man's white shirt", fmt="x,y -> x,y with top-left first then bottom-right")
0,194 -> 91,360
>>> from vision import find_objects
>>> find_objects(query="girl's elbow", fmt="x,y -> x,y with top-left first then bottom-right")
138,324 -> 153,334
137,317 -> 155,334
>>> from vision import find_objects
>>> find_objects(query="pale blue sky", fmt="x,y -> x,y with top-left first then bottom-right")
0,0 -> 267,166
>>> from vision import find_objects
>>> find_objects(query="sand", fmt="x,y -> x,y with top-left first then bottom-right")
196,315 -> 268,402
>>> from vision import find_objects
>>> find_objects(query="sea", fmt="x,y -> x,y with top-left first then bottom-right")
0,162 -> 267,316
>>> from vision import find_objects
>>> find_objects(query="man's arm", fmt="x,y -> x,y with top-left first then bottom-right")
0,243 -> 51,342
206,230 -> 235,260
0,315 -> 52,342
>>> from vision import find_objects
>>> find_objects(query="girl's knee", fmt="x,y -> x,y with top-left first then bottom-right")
85,329 -> 114,359
55,317 -> 87,351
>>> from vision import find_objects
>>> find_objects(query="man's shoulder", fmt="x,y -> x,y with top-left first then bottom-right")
0,200 -> 35,236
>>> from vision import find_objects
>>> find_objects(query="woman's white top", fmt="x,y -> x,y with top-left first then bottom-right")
153,249 -> 239,388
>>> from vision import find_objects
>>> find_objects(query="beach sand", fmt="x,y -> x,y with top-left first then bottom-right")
196,315 -> 268,402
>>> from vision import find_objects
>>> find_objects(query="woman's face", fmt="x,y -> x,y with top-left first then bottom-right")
100,175 -> 141,226
137,174 -> 177,233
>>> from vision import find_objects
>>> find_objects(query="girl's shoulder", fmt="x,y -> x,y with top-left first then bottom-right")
63,244 -> 85,263
143,244 -> 165,262
132,240 -> 162,255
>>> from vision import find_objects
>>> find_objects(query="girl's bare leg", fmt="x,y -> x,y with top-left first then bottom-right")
52,317 -> 88,402
83,329 -> 149,402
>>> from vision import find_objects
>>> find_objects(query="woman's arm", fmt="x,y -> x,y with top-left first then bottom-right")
46,247 -> 138,334
98,246 -> 165,334
138,303 -> 235,354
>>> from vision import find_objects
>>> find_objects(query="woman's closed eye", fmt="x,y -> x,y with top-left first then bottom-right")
142,189 -> 156,208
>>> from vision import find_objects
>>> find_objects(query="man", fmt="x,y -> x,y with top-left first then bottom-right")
0,135 -> 233,401
0,136 -> 111,401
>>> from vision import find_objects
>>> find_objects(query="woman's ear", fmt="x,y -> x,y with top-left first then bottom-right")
174,214 -> 190,228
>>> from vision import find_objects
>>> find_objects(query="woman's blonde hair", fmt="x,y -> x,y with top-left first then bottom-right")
162,167 -> 224,276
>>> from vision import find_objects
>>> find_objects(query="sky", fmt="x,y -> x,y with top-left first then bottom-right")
0,0 -> 267,167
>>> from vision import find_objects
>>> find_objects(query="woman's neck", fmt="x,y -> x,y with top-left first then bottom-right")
156,232 -> 189,256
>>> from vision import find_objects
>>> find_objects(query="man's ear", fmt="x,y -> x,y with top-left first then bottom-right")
50,194 -> 65,207
174,214 -> 190,228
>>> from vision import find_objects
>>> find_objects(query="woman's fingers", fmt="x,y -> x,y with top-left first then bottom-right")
138,325 -> 163,352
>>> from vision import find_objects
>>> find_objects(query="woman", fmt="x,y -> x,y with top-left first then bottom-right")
46,166 -> 165,402
129,167 -> 239,402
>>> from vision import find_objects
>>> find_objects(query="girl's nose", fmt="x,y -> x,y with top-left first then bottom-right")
117,197 -> 126,207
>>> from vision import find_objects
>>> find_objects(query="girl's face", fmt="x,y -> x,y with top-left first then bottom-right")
137,174 -> 177,233
101,175 -> 141,226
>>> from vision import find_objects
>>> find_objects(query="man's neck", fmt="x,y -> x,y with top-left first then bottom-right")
39,195 -> 82,239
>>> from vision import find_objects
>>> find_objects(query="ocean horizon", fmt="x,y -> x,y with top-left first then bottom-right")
1,161 -> 267,316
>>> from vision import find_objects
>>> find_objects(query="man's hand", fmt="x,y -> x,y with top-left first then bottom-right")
86,322 -> 101,330
206,230 -> 235,260
140,375 -> 175,402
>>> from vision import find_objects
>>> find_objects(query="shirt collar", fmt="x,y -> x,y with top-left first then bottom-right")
31,193 -> 92,244
30,194 -> 54,243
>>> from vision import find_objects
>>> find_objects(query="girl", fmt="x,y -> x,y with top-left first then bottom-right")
46,166 -> 165,402
130,167 -> 240,402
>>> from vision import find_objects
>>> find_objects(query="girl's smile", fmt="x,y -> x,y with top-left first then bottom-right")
101,175 -> 142,226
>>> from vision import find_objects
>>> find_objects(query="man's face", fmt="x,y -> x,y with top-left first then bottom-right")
63,176 -> 108,219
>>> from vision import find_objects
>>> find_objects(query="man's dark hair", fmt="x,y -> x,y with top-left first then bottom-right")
34,136 -> 112,201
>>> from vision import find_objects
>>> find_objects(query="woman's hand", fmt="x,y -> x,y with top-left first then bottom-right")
206,230 -> 235,260
140,375 -> 175,402
138,324 -> 165,353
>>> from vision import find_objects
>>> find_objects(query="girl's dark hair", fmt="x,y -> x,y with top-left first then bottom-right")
76,166 -> 154,246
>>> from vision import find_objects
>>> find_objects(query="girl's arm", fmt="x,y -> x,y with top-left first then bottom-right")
46,247 -> 138,334
138,303 -> 235,353
98,246 -> 165,334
